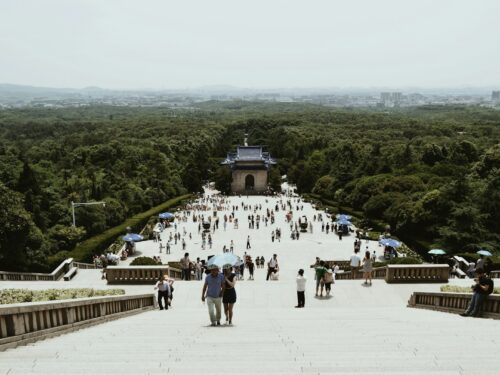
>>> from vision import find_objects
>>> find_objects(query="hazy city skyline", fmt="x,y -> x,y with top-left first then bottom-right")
1,0 -> 500,90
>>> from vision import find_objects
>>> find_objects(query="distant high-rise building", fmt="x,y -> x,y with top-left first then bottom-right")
380,92 -> 403,106
492,91 -> 500,101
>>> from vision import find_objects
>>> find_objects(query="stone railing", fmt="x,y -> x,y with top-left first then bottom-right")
0,259 -> 74,282
408,291 -> 500,320
334,265 -> 449,283
106,266 -> 182,284
386,264 -> 449,283
335,267 -> 387,280
72,261 -> 97,269
490,270 -> 500,279
0,294 -> 155,351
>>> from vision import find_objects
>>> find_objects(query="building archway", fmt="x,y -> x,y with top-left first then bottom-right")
245,174 -> 255,190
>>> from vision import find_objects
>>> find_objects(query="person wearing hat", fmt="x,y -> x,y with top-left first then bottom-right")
201,265 -> 224,326
460,268 -> 494,317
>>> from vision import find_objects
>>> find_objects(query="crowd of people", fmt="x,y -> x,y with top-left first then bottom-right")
134,189 -> 497,326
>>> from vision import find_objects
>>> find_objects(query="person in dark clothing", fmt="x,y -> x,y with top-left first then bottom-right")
222,267 -> 237,325
460,268 -> 494,317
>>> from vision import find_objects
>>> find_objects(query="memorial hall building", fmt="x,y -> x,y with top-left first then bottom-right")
222,145 -> 276,194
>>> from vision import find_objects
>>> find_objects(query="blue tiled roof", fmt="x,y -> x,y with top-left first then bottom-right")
222,145 -> 276,169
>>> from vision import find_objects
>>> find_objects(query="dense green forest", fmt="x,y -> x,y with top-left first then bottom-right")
0,107 -> 228,271
1,103 -> 499,271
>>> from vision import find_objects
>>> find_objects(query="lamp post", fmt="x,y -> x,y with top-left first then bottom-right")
71,201 -> 106,227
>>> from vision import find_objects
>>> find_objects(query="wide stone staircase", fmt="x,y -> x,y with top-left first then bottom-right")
1,278 -> 499,375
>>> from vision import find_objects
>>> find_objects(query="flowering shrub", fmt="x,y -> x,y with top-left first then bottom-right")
0,288 -> 125,304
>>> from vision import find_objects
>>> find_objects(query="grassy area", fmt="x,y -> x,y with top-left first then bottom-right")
0,288 -> 125,305
440,285 -> 500,294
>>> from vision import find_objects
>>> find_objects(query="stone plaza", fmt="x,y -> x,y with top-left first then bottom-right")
0,188 -> 499,374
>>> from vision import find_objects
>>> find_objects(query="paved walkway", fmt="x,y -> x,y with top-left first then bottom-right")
1,279 -> 499,374
125,189 -> 392,274
1,189 -> 499,374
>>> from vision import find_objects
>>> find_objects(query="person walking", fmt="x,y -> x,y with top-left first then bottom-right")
180,253 -> 191,281
222,266 -> 237,325
350,249 -> 361,279
315,260 -> 327,297
460,268 -> 494,317
295,269 -> 306,308
266,254 -> 279,280
323,268 -> 334,296
164,274 -> 175,307
362,250 -> 373,285
247,256 -> 255,280
195,257 -> 203,281
201,266 -> 224,326
246,235 -> 251,249
154,276 -> 170,310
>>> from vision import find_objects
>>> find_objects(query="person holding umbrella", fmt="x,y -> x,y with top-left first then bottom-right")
222,265 -> 237,325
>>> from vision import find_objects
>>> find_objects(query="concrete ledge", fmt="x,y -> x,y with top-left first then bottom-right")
0,294 -> 155,351
0,306 -> 153,351
408,291 -> 500,320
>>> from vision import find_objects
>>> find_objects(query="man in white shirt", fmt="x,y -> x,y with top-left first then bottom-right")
266,254 -> 278,281
350,249 -> 361,279
295,269 -> 306,308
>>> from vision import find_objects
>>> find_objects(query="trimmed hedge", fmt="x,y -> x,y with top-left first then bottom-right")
0,288 -> 125,304
441,285 -> 500,294
48,194 -> 193,265
130,256 -> 160,266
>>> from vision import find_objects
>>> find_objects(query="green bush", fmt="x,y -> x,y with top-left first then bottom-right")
0,288 -> 125,304
130,256 -> 160,266
48,194 -> 192,265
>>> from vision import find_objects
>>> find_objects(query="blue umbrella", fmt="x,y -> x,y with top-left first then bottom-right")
477,249 -> 492,256
336,214 -> 352,220
428,249 -> 446,255
122,233 -> 144,242
206,254 -> 242,269
336,218 -> 352,225
159,212 -> 175,220
380,238 -> 401,248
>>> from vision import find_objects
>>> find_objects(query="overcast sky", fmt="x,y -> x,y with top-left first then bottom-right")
1,0 -> 499,90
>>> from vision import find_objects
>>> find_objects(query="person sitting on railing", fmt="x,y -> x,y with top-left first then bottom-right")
460,268 -> 494,318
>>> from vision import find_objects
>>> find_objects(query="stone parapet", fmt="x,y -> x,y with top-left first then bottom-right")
386,264 -> 449,283
0,259 -> 74,282
408,291 -> 500,319
106,265 -> 182,284
0,294 -> 155,351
